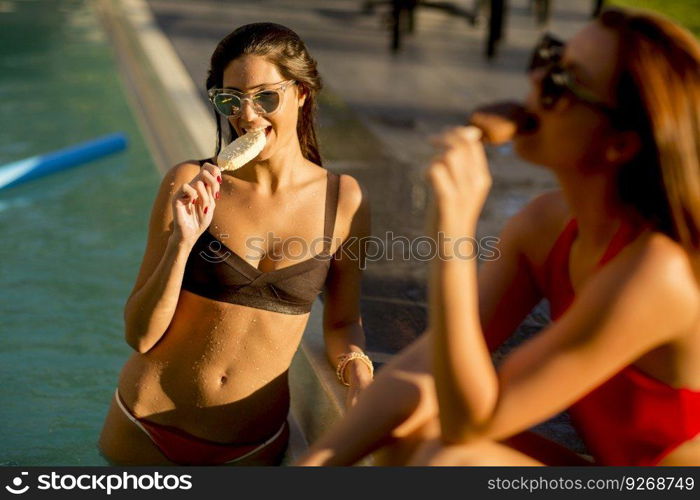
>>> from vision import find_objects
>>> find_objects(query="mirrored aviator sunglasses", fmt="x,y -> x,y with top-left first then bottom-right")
208,81 -> 295,117
526,34 -> 569,109
527,33 -> 565,73
526,34 -> 618,116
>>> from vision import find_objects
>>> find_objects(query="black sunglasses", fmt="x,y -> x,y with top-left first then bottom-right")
528,34 -> 618,116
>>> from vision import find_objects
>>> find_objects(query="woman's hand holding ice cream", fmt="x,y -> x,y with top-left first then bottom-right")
425,100 -> 538,234
427,126 -> 491,234
171,162 -> 221,246
170,126 -> 269,246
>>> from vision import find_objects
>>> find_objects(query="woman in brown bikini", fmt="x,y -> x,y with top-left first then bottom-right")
99,23 -> 373,465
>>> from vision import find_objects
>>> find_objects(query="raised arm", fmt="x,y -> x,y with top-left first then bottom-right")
426,126 -> 500,440
297,172 -> 552,465
322,174 -> 373,407
123,161 -> 220,353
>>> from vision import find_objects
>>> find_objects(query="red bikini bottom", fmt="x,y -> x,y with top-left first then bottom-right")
115,389 -> 288,465
505,431 -> 594,466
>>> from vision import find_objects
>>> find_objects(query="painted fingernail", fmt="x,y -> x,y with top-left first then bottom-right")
204,206 -> 208,214
217,176 -> 222,184
215,192 -> 220,199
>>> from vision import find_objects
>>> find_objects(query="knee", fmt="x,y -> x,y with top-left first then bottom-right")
386,371 -> 438,439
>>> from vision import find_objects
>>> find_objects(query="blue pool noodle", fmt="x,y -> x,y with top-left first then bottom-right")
0,133 -> 128,190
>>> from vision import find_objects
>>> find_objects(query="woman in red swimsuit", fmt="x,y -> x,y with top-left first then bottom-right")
297,8 -> 700,466
99,23 -> 373,465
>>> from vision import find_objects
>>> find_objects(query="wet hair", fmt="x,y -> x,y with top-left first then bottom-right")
598,8 -> 700,252
205,23 -> 323,165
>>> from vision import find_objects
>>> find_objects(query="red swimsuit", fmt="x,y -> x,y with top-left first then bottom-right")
536,219 -> 700,465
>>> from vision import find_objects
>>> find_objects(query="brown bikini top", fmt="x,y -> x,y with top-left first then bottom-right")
181,169 -> 340,315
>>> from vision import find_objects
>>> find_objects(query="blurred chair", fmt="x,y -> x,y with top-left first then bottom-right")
363,0 -> 606,59
362,0 -> 486,51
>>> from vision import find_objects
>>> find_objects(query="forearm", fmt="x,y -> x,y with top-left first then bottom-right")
124,235 -> 193,353
430,224 -> 499,443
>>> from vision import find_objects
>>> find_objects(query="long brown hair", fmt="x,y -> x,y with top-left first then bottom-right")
205,23 -> 323,165
599,8 -> 700,252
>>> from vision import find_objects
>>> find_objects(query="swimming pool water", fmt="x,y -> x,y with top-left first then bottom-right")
0,0 -> 161,465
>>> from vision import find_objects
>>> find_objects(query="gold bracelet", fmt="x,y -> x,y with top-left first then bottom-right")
336,352 -> 374,386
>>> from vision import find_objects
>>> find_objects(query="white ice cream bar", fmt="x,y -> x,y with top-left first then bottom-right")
216,128 -> 267,171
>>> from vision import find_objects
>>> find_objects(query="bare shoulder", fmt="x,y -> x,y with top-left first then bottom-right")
331,173 -> 368,225
503,189 -> 570,264
333,173 -> 370,243
146,160 -> 201,233
337,173 -> 366,213
592,232 -> 700,339
620,232 -> 699,303
163,160 -> 202,188
154,160 -> 202,202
